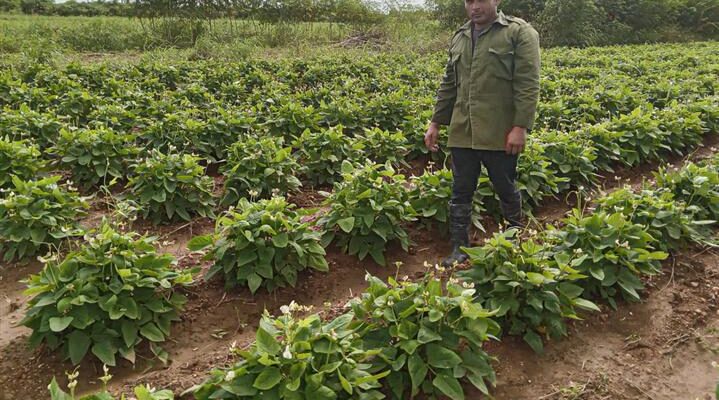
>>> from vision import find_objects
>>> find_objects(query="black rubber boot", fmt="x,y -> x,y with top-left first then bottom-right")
441,202 -> 473,267
500,195 -> 524,230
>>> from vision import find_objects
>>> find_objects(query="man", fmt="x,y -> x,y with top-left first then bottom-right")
424,0 -> 540,267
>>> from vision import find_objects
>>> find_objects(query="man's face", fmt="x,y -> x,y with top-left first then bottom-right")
465,0 -> 499,26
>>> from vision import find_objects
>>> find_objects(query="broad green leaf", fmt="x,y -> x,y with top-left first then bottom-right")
91,341 -> 117,366
140,322 -> 165,342
426,343 -> 462,368
432,371 -> 465,400
67,330 -> 91,365
187,234 -> 214,251
49,316 -> 74,332
408,353 -> 428,389
256,327 -> 281,356
253,367 -> 282,390
337,217 -> 355,233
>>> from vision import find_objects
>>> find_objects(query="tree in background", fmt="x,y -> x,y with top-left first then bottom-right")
427,0 -> 718,47
538,0 -> 605,47
0,0 -> 20,12
19,0 -> 51,14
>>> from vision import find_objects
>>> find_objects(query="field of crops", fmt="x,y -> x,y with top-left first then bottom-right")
1,41 -> 719,400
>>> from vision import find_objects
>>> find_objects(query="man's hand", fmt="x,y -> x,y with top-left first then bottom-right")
505,126 -> 527,155
425,122 -> 440,152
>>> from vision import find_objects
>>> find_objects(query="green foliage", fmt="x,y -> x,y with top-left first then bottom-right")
656,103 -> 705,155
48,370 -> 174,400
654,161 -> 719,221
349,273 -> 500,399
354,127 -> 410,167
594,186 -> 715,251
49,127 -> 140,190
222,136 -> 303,206
547,211 -> 667,309
320,161 -> 416,266
605,107 -> 667,167
292,126 -> 363,186
189,309 -> 387,400
142,110 -> 255,163
0,136 -> 45,189
533,130 -> 599,192
0,176 -> 87,262
21,223 -> 194,366
538,0 -> 606,47
127,149 -> 215,224
408,167 -> 453,231
0,105 -> 66,150
462,230 -> 600,354
515,143 -> 569,208
189,197 -> 328,294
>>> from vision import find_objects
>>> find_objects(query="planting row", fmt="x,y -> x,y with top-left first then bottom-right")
2,96 -> 717,266
0,43 -> 717,164
44,154 -> 719,399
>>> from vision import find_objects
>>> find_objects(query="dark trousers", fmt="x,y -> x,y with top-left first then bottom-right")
450,147 -> 522,222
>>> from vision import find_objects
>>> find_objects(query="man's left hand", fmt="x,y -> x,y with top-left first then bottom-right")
505,126 -> 527,155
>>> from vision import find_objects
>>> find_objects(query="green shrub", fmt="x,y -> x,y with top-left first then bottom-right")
533,130 -> 599,192
320,161 -> 416,266
49,127 -> 140,190
0,176 -> 87,262
594,186 -> 714,251
547,211 -> 667,309
188,197 -> 328,293
20,223 -> 194,366
0,136 -> 45,189
461,229 -> 599,353
354,127 -> 409,166
656,102 -> 705,156
292,126 -> 363,186
222,136 -> 303,206
48,369 -> 173,400
349,273 -> 500,399
515,142 -> 568,208
127,149 -> 215,224
408,167 -> 453,231
189,308 -> 387,400
537,0 -> 606,47
654,161 -> 719,221
0,105 -> 66,149
605,107 -> 667,167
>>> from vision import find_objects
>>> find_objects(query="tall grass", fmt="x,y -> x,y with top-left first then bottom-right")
0,13 -> 450,62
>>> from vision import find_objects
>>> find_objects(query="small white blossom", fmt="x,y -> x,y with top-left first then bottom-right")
280,305 -> 291,315
225,370 -> 236,381
282,345 -> 292,359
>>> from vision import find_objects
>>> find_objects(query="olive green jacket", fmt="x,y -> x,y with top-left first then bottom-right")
431,12 -> 540,150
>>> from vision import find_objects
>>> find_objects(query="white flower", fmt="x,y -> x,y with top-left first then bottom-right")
225,370 -> 236,381
282,345 -> 292,359
280,305 -> 291,315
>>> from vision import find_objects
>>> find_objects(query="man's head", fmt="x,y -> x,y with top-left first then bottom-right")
465,0 -> 500,27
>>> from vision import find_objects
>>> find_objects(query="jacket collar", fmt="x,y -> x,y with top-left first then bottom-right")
458,11 -> 509,38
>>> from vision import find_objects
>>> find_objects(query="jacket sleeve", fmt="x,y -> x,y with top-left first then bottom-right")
512,24 -> 540,130
431,48 -> 458,126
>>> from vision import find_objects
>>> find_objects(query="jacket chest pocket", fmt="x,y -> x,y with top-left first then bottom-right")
450,52 -> 462,88
487,47 -> 514,81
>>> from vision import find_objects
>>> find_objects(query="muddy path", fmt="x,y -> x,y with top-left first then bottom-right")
1,136 -> 718,399
486,248 -> 719,400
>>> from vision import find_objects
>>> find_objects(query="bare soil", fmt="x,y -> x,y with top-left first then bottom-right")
1,137 -> 718,400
